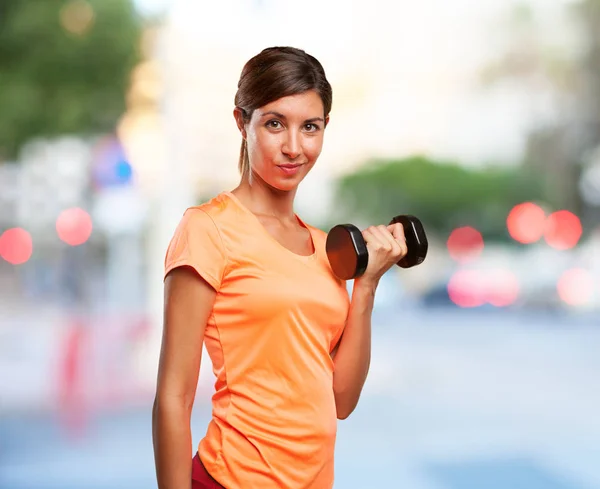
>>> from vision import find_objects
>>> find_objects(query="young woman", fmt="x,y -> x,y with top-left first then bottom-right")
152,46 -> 408,489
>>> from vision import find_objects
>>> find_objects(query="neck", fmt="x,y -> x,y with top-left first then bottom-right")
232,172 -> 297,220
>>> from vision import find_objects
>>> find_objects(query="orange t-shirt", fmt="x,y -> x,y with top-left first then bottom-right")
164,191 -> 350,489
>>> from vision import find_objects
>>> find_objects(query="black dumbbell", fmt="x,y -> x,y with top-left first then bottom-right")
325,215 -> 428,280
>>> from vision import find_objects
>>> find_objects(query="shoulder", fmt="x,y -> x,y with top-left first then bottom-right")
165,194 -> 231,286
168,193 -> 238,252
300,220 -> 330,255
180,192 -> 235,230
188,192 -> 230,218
298,217 -> 328,242
306,224 -> 327,242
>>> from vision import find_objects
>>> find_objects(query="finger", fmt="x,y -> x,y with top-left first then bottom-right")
371,226 -> 404,262
385,223 -> 408,258
362,226 -> 388,250
387,222 -> 406,244
376,225 -> 402,252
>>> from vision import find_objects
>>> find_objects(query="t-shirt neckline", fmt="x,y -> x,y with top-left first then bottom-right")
223,191 -> 317,262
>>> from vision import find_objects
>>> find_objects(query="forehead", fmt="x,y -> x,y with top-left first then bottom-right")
257,91 -> 324,118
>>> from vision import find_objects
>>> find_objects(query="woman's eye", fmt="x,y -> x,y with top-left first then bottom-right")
305,123 -> 319,132
266,120 -> 281,129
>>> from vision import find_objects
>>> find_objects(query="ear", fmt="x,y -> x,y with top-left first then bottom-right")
324,114 -> 330,128
233,107 -> 247,138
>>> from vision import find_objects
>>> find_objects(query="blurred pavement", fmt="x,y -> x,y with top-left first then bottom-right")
1,307 -> 599,489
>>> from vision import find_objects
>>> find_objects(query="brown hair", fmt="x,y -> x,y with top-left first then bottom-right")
234,46 -> 333,177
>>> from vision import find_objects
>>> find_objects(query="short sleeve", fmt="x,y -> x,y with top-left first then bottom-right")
164,208 -> 228,291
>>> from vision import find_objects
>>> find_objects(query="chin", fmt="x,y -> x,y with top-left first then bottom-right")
268,177 -> 303,193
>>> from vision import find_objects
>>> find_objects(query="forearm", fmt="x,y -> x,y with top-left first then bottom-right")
152,395 -> 194,489
332,279 -> 377,419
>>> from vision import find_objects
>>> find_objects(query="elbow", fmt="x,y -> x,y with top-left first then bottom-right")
336,402 -> 357,420
334,395 -> 358,420
152,394 -> 167,416
336,409 -> 352,420
152,392 -> 194,422
333,380 -> 363,420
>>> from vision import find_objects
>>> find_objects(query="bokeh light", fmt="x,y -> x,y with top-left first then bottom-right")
557,268 -> 594,306
486,268 -> 520,307
446,226 -> 484,263
92,136 -> 134,189
448,267 -> 519,308
544,210 -> 582,250
56,208 -> 93,246
507,202 -> 546,244
115,160 -> 133,181
447,269 -> 486,308
0,228 -> 33,265
60,0 -> 95,36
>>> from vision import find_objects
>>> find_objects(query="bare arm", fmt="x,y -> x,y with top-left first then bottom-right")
332,223 -> 407,419
152,266 -> 217,489
331,279 -> 376,419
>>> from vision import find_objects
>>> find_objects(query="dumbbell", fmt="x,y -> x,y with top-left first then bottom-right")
325,215 -> 428,280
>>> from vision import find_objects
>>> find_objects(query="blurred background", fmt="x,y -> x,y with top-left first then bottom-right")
1,0 -> 599,488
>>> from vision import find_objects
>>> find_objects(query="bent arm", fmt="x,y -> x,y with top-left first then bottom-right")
152,266 -> 217,489
331,278 -> 376,420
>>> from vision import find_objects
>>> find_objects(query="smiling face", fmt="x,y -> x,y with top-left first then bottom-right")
235,90 -> 329,192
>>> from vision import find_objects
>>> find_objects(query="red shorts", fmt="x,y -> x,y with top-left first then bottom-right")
192,453 -> 225,489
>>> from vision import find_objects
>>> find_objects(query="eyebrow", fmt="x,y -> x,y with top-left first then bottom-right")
260,111 -> 324,123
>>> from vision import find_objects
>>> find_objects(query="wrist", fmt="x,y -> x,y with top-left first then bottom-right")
353,277 -> 379,295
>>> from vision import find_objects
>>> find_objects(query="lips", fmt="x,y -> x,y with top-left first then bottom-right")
277,163 -> 304,176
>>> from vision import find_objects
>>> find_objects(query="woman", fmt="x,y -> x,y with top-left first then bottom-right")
152,46 -> 408,489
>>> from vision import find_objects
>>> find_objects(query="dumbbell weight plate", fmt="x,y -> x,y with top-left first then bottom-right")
325,223 -> 368,280
389,215 -> 428,268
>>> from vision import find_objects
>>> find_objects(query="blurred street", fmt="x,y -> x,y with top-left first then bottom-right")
2,0 -> 600,488
2,306 -> 599,489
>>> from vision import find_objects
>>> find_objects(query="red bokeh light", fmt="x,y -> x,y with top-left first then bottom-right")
447,226 -> 484,263
56,208 -> 93,246
448,267 -> 519,308
486,269 -> 520,307
447,269 -> 486,308
507,202 -> 546,244
0,228 -> 33,265
544,210 -> 582,250
557,268 -> 594,306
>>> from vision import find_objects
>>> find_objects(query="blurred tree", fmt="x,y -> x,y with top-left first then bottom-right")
0,0 -> 142,162
330,3 -> 600,243
333,156 -> 549,243
479,0 -> 600,223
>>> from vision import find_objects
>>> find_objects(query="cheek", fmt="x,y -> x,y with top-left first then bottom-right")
305,137 -> 324,161
250,131 -> 279,161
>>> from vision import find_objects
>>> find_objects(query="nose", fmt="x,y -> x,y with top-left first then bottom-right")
281,130 -> 301,159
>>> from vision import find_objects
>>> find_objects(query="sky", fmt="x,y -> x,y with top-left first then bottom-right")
126,0 -> 584,193
133,0 -> 170,17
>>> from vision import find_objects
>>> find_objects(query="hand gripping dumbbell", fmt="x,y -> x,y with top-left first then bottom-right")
325,215 -> 428,280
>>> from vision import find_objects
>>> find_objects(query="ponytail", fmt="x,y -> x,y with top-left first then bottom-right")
238,138 -> 249,177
